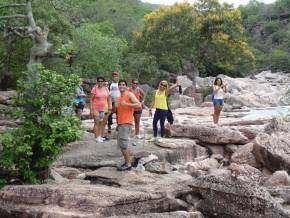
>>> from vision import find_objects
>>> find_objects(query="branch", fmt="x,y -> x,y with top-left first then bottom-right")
0,14 -> 27,19
0,4 -> 26,9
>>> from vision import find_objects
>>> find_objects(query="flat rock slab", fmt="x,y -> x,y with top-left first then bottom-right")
190,173 -> 290,218
85,167 -> 192,194
0,180 -> 191,218
171,124 -> 249,145
55,133 -> 207,169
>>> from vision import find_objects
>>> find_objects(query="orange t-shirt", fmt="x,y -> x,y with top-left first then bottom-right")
91,86 -> 109,111
116,91 -> 134,125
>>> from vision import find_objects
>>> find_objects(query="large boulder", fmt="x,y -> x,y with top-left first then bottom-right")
190,172 -> 290,218
171,124 -> 249,145
231,143 -> 261,168
253,133 -> 290,172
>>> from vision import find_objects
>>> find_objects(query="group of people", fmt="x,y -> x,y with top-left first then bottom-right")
74,72 -> 227,171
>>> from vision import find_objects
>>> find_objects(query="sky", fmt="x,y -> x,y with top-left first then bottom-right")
141,0 -> 277,7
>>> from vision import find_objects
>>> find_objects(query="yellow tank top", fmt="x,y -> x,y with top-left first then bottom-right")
153,90 -> 168,110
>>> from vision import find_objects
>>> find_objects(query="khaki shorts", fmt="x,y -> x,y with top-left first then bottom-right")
117,124 -> 132,149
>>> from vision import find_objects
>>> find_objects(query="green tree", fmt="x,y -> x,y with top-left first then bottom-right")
270,49 -> 290,71
72,22 -> 128,78
133,1 -> 255,77
0,65 -> 81,185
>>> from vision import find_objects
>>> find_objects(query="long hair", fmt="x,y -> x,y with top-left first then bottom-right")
159,80 -> 169,95
214,77 -> 223,86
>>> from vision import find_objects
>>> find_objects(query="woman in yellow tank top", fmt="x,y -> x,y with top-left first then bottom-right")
149,80 -> 179,139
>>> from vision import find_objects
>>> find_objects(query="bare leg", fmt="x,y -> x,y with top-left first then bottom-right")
121,148 -> 131,166
215,106 -> 223,124
134,113 -> 141,135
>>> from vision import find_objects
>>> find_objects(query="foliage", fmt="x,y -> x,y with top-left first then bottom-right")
72,22 -> 128,79
0,65 -> 81,185
270,49 -> 290,71
240,0 -> 290,73
263,21 -> 281,35
122,52 -> 159,83
133,1 -> 255,77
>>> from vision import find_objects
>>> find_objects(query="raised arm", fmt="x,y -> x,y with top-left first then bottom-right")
121,92 -> 141,108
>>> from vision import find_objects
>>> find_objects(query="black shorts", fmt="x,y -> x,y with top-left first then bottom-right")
133,110 -> 142,116
167,109 -> 174,124
75,102 -> 85,114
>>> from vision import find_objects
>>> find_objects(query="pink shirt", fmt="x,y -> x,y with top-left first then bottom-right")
91,86 -> 109,111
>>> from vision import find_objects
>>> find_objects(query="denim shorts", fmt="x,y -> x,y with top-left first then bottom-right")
213,99 -> 224,106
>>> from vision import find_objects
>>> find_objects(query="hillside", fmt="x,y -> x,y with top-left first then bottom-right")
240,0 -> 290,72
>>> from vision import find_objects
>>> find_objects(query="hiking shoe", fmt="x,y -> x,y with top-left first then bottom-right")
96,136 -> 104,143
136,134 -> 143,139
102,136 -> 110,141
117,164 -> 132,171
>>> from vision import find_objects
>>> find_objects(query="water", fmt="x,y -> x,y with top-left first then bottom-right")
242,106 -> 290,120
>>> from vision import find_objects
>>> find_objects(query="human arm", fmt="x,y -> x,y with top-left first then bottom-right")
167,79 -> 180,96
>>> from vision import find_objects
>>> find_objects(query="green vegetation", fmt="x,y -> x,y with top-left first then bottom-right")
0,65 -> 81,185
240,0 -> 290,72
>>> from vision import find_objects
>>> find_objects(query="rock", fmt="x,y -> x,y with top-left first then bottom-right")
231,143 -> 261,168
264,171 -> 290,187
186,158 -> 219,173
169,95 -> 195,110
52,167 -> 82,179
190,171 -> 290,218
0,181 -> 189,218
253,133 -> 290,172
108,211 -> 204,218
171,124 -> 249,145
0,90 -> 16,105
264,117 -> 290,135
225,144 -> 239,154
50,169 -> 69,184
145,162 -> 173,174
228,163 -> 264,184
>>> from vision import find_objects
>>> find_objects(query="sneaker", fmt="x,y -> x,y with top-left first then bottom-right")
117,164 -> 132,171
136,134 -> 143,139
102,136 -> 110,141
96,136 -> 104,143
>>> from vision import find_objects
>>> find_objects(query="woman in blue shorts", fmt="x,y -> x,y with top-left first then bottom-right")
212,77 -> 227,125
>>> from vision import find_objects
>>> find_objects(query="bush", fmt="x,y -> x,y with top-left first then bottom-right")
0,65 -> 81,186
270,49 -> 290,71
263,21 -> 281,35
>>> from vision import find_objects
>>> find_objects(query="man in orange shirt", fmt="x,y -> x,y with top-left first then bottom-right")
115,80 -> 141,171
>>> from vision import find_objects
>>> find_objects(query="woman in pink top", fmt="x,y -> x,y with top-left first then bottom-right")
90,76 -> 112,143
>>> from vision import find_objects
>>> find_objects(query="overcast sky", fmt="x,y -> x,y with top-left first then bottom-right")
141,0 -> 276,7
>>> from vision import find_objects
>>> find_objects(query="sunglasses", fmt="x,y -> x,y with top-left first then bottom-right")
132,82 -> 138,85
160,84 -> 167,87
97,80 -> 104,82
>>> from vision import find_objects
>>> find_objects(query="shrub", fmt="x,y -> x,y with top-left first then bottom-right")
263,21 -> 281,35
0,65 -> 81,186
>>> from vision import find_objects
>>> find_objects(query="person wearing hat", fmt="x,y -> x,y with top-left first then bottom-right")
107,71 -> 121,132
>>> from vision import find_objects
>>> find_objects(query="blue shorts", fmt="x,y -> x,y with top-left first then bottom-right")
213,99 -> 224,106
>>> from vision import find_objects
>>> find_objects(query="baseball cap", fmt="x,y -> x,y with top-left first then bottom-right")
112,71 -> 119,77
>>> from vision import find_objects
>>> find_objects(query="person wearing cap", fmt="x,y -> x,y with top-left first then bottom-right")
107,71 -> 121,132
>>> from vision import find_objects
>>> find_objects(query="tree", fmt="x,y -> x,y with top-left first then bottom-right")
133,1 -> 255,81
0,1 -> 52,69
73,22 -> 128,78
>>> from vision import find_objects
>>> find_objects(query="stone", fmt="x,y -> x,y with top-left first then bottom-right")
253,133 -> 290,172
190,172 -> 290,218
169,95 -> 195,110
231,143 -> 261,168
186,158 -> 220,173
171,124 -> 249,145
264,171 -> 290,187
145,162 -> 173,174
0,90 -> 16,105
228,163 -> 264,184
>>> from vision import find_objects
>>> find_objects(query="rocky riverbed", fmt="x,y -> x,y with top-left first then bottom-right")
1,71 -> 290,217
